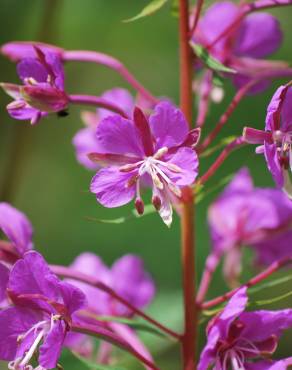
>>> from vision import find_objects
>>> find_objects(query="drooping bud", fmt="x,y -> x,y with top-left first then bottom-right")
135,198 -> 144,215
152,195 -> 162,211
243,127 -> 272,145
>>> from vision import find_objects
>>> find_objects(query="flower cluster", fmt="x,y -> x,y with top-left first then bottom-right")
1,0 -> 292,369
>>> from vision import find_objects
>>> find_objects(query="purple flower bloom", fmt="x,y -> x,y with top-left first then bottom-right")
193,1 -> 288,93
89,101 -> 200,226
67,252 -> 155,316
244,84 -> 292,195
1,41 -> 64,62
0,251 -> 86,370
0,263 -> 9,307
0,202 -> 33,257
198,287 -> 292,370
1,47 -> 68,125
208,168 -> 292,284
65,252 -> 155,361
73,88 -> 136,170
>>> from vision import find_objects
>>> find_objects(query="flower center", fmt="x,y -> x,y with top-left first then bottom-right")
273,130 -> 292,170
8,315 -> 61,370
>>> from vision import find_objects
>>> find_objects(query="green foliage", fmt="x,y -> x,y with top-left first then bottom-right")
124,0 -> 169,22
190,42 -> 237,74
72,351 -> 127,370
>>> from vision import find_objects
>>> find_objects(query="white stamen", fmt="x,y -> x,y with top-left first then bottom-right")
19,330 -> 45,368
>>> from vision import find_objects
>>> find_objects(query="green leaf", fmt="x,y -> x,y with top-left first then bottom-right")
72,351 -> 127,370
190,42 -> 237,74
171,0 -> 179,16
200,136 -> 237,158
86,204 -> 155,225
249,272 -> 292,295
124,0 -> 169,22
249,291 -> 292,308
195,173 -> 234,204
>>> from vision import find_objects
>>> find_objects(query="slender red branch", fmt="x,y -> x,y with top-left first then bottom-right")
189,0 -> 205,37
72,323 -> 160,370
200,137 -> 245,185
68,94 -> 129,118
199,81 -> 254,152
196,252 -> 221,304
50,265 -> 181,340
63,50 -> 158,105
179,0 -> 198,368
200,257 -> 292,309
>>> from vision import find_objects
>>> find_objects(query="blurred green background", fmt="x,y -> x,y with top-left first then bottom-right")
0,0 -> 291,369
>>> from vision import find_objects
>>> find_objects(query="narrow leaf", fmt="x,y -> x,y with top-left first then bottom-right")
190,42 -> 237,74
72,351 -> 127,370
200,136 -> 237,158
86,204 -> 155,225
124,0 -> 169,22
249,272 -> 292,294
249,291 -> 292,308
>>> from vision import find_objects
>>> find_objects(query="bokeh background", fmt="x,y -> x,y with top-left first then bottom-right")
0,0 -> 291,369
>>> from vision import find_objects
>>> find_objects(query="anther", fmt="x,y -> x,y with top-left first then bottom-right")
135,198 -> 144,215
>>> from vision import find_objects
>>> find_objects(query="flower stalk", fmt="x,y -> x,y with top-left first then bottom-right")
68,94 -> 130,118
200,256 -> 292,309
179,0 -> 198,368
63,50 -> 158,105
50,264 -> 181,340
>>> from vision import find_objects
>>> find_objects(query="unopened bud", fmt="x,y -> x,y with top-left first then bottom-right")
152,195 -> 162,211
135,198 -> 144,215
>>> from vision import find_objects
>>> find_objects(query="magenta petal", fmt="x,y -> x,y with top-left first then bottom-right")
216,287 -> 248,337
39,321 -> 66,369
265,85 -> 287,131
98,88 -> 134,121
0,202 -> 33,255
165,147 -> 199,186
7,101 -> 46,123
0,307 -> 40,361
149,101 -> 189,149
58,281 -> 86,315
90,167 -> 136,208
281,86 -> 292,131
222,167 -> 253,196
1,41 -> 63,62
110,322 -> 154,369
72,127 -> 100,170
234,13 -> 282,59
0,263 -> 9,303
246,359 -> 291,370
111,255 -> 155,314
240,309 -> 292,342
197,1 -> 239,60
67,253 -> 111,313
96,115 -> 144,157
44,52 -> 65,90
8,251 -> 59,301
17,58 -> 48,84
264,142 -> 283,187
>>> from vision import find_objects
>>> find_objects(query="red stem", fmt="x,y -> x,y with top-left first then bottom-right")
200,137 -> 245,185
200,257 -> 292,309
68,94 -> 129,118
50,265 -> 181,340
63,50 -> 158,105
199,81 -> 254,152
179,0 -> 198,368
